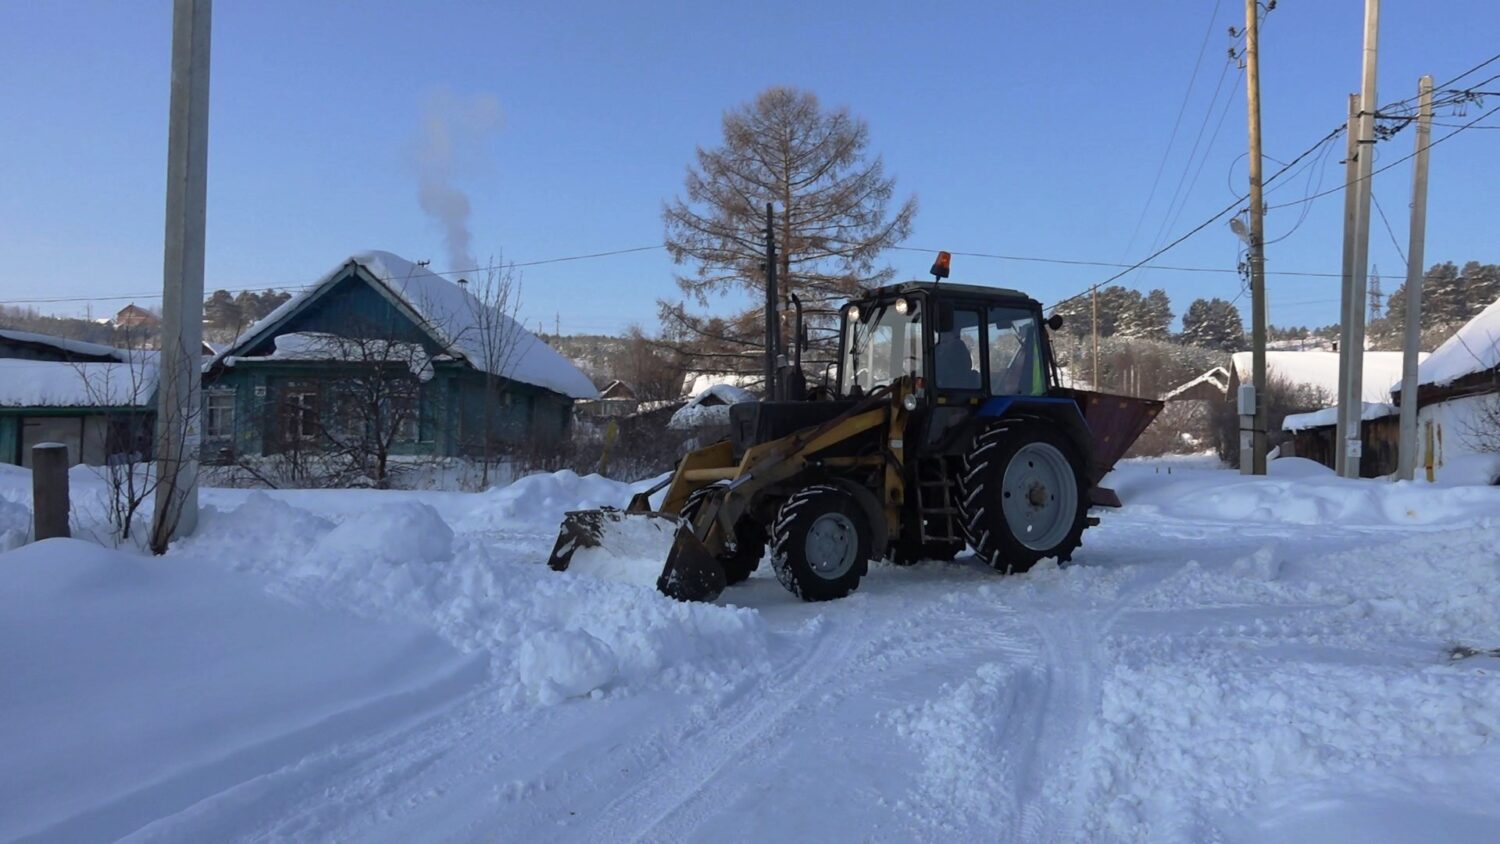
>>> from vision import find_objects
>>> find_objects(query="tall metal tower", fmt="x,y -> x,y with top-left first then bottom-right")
1368,265 -> 1384,323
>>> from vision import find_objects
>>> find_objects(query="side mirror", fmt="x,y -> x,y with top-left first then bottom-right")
1047,314 -> 1064,331
935,301 -> 955,334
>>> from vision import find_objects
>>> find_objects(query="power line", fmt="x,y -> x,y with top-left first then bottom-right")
1117,0 -> 1225,264
1267,102 -> 1500,211
0,244 -> 668,307
886,245 -> 1341,278
1047,124 -> 1348,312
1370,190 -> 1407,265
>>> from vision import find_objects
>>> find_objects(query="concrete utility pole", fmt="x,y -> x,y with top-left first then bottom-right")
31,443 -> 70,541
1244,0 -> 1269,474
1340,0 -> 1380,479
1335,93 -> 1360,475
1397,76 -> 1434,481
150,0 -> 212,552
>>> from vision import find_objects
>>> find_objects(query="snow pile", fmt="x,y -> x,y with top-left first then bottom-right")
255,332 -> 443,380
183,489 -> 772,707
1414,295 -> 1500,387
0,498 -> 28,551
1107,458 -> 1500,521
217,251 -> 596,399
0,538 -> 483,843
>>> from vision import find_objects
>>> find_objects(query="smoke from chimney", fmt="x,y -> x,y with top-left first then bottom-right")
415,90 -> 502,273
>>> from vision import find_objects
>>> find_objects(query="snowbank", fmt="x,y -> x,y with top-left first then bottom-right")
0,539 -> 485,843
181,484 -> 771,708
1106,458 -> 1500,524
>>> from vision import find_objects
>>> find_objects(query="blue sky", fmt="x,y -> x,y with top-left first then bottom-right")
2,1 -> 1496,334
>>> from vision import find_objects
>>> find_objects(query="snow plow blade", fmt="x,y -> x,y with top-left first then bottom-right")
547,509 -> 727,602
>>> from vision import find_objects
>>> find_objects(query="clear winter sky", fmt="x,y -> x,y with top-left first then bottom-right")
2,1 -> 1497,335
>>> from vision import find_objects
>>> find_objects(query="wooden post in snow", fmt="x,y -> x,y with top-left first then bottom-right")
32,443 -> 70,541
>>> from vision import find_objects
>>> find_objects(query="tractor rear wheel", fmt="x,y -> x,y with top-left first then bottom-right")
770,485 -> 871,601
957,421 -> 1089,574
681,484 -> 766,586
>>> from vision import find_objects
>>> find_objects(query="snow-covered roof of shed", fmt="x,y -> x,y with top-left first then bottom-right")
0,329 -> 128,362
0,359 -> 156,408
1409,296 -> 1500,389
1282,401 -> 1396,432
1230,350 -> 1424,404
213,251 -> 597,399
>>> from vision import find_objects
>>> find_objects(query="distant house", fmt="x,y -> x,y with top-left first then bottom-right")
1386,296 -> 1500,482
1278,350 -> 1432,477
114,303 -> 159,330
201,251 -> 597,464
0,330 -> 156,467
576,379 -> 640,418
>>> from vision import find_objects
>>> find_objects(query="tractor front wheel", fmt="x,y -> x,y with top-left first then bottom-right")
958,422 -> 1089,574
770,485 -> 871,601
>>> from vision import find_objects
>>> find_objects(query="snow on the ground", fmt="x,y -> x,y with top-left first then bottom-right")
2,458 -> 1500,842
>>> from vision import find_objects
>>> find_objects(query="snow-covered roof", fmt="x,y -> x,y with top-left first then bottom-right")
1410,296 -> 1500,389
0,329 -> 127,362
668,383 -> 757,430
1282,402 -> 1397,432
213,251 -> 597,399
0,359 -> 156,408
681,370 -> 760,400
1161,366 -> 1229,401
1230,350 -> 1424,404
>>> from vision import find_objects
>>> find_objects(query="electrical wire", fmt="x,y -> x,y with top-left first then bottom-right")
1370,190 -> 1408,265
886,245 -> 1341,278
1116,0 -> 1225,264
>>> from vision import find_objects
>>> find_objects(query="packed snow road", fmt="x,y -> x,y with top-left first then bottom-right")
2,458 -> 1499,842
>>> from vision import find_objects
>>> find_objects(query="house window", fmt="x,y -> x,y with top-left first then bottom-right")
205,390 -> 236,439
281,385 -> 321,442
389,383 -> 419,443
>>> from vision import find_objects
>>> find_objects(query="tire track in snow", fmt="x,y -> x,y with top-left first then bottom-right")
565,596 -> 1036,843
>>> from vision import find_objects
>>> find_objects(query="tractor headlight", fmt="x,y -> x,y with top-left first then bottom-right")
848,305 -> 861,322
894,297 -> 910,315
902,393 -> 919,411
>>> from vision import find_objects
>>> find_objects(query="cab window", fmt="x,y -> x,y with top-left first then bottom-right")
935,308 -> 982,390
988,306 -> 1044,396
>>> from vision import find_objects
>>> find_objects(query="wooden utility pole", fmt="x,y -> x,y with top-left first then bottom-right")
1340,0 -> 1380,479
763,202 -> 779,401
150,0 -> 212,551
1244,0 -> 1268,474
1335,93 -> 1360,476
1397,76 -> 1433,481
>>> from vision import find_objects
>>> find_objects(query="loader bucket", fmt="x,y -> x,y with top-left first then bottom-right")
548,509 -> 726,602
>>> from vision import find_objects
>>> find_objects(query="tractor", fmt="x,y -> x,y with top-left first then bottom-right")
549,253 -> 1162,602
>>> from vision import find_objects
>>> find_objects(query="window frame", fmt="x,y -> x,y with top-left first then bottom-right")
204,388 -> 236,440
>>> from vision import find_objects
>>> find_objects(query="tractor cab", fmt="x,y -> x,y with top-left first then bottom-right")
836,282 -> 1056,404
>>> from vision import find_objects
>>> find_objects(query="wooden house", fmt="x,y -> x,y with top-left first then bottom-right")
201,251 -> 596,464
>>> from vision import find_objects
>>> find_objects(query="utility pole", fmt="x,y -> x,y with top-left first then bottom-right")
764,202 -> 779,401
1335,93 -> 1360,475
150,0 -> 212,553
1397,75 -> 1433,481
1091,288 -> 1100,388
1341,0 -> 1380,479
1244,0 -> 1268,474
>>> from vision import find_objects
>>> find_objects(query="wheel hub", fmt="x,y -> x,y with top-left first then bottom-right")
805,512 -> 858,579
1000,441 -> 1079,552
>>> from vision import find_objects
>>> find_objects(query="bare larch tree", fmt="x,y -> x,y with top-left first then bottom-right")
662,86 -> 916,379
